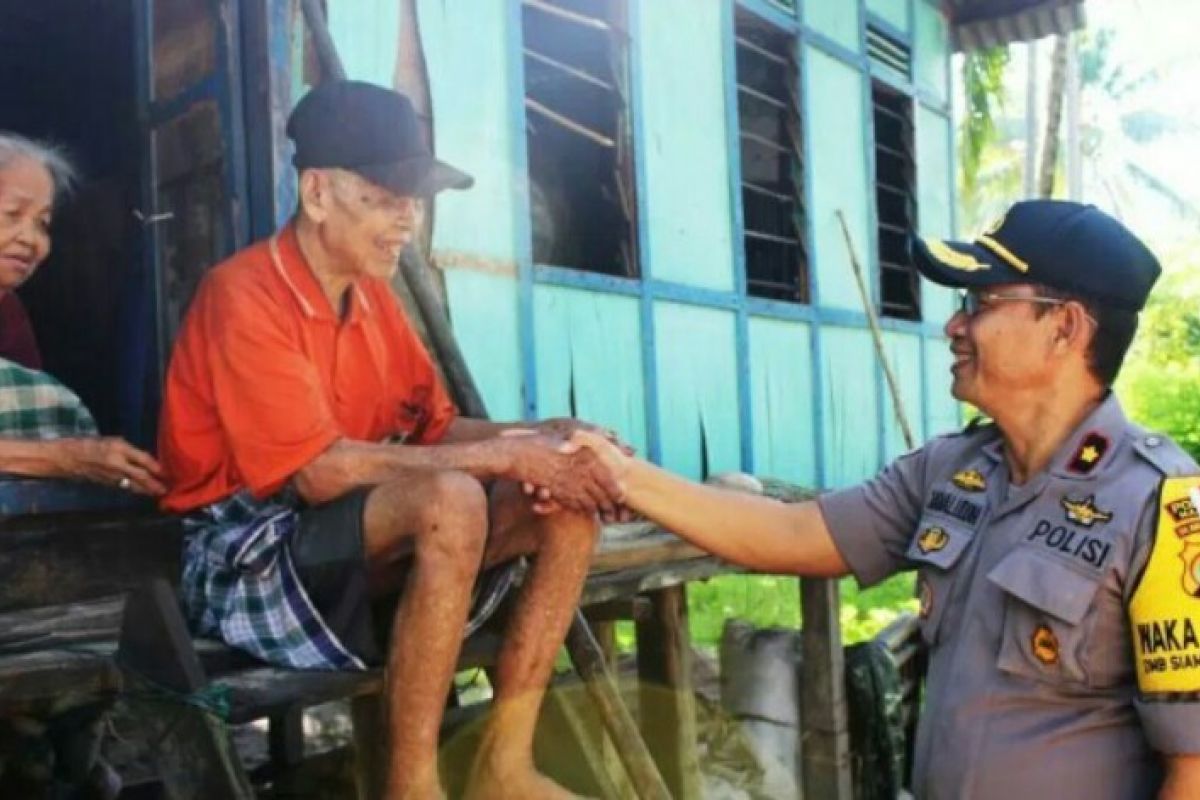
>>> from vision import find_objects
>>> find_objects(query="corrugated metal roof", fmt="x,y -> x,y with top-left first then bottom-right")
947,0 -> 1087,51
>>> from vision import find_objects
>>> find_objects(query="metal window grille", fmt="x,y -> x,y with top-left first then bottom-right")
522,0 -> 638,277
735,9 -> 808,303
872,82 -> 920,321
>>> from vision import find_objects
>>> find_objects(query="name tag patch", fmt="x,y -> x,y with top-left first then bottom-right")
928,489 -> 983,525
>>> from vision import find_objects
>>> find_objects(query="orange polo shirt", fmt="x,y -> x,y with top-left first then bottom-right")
159,225 -> 457,512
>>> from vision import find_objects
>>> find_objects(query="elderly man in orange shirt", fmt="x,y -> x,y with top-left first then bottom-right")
158,81 -> 624,800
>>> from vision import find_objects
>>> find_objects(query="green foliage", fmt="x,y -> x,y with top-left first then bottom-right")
1118,265 -> 1200,461
610,573 -> 918,653
958,46 -> 1010,195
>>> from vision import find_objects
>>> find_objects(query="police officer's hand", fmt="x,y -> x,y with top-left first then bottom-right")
497,429 -> 623,518
51,437 -> 167,496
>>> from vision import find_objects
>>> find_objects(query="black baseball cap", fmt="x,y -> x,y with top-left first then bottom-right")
912,200 -> 1161,311
287,80 -> 473,197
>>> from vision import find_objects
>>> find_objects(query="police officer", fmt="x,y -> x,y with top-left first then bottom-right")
569,200 -> 1200,799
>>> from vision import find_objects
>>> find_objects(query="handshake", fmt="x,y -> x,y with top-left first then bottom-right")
497,418 -> 636,523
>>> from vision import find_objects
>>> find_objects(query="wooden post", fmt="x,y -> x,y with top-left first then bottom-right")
800,578 -> 852,800
635,586 -> 701,800
566,614 -> 672,800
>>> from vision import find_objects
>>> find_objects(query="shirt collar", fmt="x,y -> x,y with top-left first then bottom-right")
270,224 -> 372,324
980,392 -> 1128,481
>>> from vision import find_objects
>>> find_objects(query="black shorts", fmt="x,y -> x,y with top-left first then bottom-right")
289,488 -> 399,667
289,487 -> 523,667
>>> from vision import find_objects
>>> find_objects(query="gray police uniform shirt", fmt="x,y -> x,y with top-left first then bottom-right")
818,394 -> 1200,799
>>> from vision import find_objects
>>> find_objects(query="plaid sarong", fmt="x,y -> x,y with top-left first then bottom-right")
180,489 -> 367,671
0,357 -> 97,438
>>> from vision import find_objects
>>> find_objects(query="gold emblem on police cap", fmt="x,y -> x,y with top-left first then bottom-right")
1061,495 -> 1112,528
1031,624 -> 1059,666
952,469 -> 987,493
924,239 -> 990,273
917,526 -> 950,555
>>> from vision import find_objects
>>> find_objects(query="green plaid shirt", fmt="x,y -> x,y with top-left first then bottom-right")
0,358 -> 97,438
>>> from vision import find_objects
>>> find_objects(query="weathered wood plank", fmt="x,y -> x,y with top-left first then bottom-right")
635,586 -> 701,800
0,513 -> 181,611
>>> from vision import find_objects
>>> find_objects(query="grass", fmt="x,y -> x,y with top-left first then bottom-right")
612,572 -> 918,651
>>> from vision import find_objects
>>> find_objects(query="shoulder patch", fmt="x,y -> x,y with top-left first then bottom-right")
1130,476 -> 1200,693
1132,433 -> 1199,477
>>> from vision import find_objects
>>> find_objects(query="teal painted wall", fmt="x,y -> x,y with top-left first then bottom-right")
635,0 -> 736,290
533,286 -> 648,455
924,338 -> 961,436
867,0 -> 909,32
444,269 -> 524,421
806,47 -> 871,313
749,317 -> 817,486
418,0 -> 524,262
327,0 -> 400,86
881,332 -> 925,460
654,303 -> 741,480
820,327 -> 880,487
917,103 -> 957,323
806,0 -> 861,52
914,1 -> 950,104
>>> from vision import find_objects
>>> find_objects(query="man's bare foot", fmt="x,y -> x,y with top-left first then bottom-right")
465,760 -> 585,800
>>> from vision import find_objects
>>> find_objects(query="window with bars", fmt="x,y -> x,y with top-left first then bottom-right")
872,82 -> 920,320
734,9 -> 808,303
522,0 -> 637,277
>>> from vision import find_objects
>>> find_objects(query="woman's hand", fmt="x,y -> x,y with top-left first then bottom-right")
52,438 -> 167,496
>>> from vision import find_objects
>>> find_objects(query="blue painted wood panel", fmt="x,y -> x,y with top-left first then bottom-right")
635,0 -> 736,290
914,1 -> 949,103
327,0 -> 400,86
923,337 -> 962,436
867,0 -> 909,33
418,0 -> 523,262
819,326 -> 880,486
444,269 -> 524,421
654,303 -> 741,479
916,104 -> 956,323
748,317 -> 817,486
805,47 -> 871,313
533,286 -> 648,455
881,331 -> 925,460
805,0 -> 862,52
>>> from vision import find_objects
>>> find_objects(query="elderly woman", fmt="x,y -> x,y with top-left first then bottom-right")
0,132 -> 163,495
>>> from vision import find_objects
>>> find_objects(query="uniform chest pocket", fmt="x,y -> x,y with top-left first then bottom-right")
908,517 -> 976,648
988,548 -> 1105,686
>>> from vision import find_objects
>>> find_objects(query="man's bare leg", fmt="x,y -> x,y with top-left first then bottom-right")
362,471 -> 489,800
466,483 -> 600,800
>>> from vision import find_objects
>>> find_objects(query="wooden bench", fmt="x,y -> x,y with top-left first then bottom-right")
0,488 -> 736,798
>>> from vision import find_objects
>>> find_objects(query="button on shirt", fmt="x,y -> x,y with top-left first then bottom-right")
819,395 -> 1200,799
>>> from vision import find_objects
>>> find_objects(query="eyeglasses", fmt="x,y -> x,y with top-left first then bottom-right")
956,290 -> 1070,317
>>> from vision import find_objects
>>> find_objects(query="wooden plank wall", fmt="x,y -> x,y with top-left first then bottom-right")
297,0 -> 960,490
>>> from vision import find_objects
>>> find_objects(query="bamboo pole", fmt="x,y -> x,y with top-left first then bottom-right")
835,210 -> 916,450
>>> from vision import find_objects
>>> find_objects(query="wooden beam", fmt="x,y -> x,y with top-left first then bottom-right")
635,586 -> 701,800
799,578 -> 852,800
